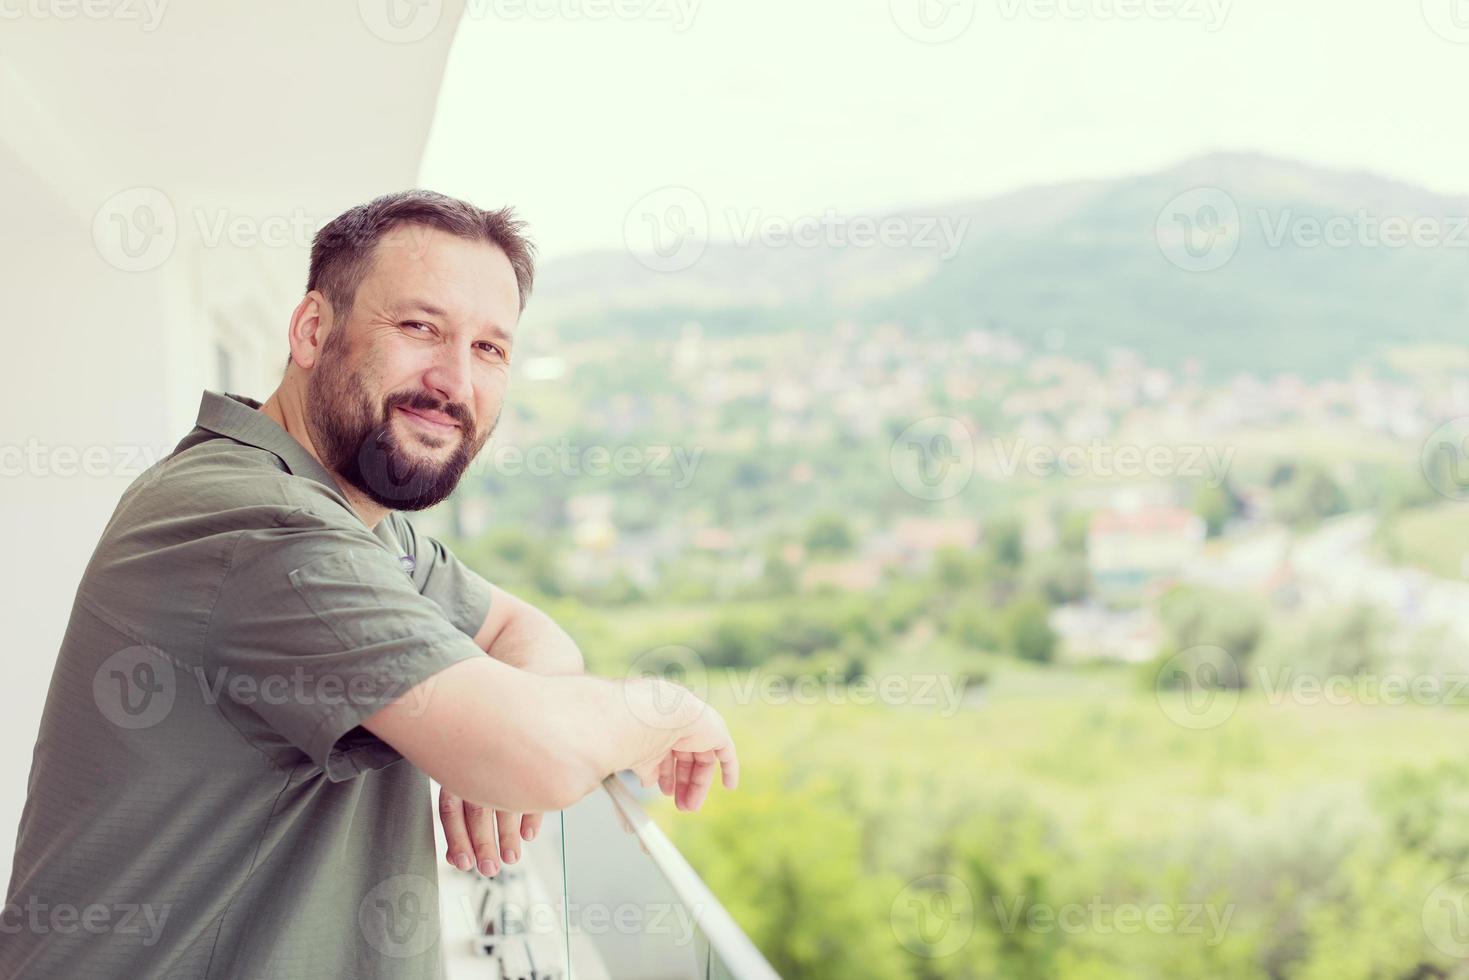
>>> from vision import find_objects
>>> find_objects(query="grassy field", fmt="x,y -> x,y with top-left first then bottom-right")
1377,500 -> 1469,580
644,665 -> 1469,979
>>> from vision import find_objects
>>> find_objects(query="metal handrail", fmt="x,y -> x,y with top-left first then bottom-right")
599,775 -> 783,980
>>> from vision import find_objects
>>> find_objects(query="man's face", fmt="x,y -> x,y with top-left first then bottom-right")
304,223 -> 520,511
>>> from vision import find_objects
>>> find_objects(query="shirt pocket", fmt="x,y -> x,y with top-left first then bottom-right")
288,547 -> 412,650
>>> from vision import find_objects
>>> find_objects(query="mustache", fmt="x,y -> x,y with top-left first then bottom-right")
383,390 -> 474,431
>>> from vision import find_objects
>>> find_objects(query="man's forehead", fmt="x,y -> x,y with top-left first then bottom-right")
369,224 -> 503,273
360,225 -> 520,322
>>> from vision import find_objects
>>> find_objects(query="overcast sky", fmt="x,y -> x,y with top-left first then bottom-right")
419,0 -> 1469,259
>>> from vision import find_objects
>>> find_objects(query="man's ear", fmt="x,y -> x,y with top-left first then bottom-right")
287,291 -> 331,370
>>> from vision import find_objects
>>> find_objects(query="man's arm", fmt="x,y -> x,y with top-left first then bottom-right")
363,655 -> 738,815
473,584 -> 584,676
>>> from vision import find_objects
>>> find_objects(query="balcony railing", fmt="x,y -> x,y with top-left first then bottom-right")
439,774 -> 782,980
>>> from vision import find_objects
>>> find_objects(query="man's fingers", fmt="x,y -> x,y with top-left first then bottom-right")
438,786 -> 474,873
682,750 -> 718,812
496,809 -> 524,865
674,752 -> 695,810
716,741 -> 740,789
658,752 -> 676,797
461,800 -> 498,876
520,812 -> 543,844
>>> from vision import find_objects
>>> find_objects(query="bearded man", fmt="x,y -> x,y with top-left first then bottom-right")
2,190 -> 737,979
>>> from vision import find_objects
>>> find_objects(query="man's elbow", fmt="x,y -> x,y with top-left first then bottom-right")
447,755 -> 595,814
547,646 -> 586,676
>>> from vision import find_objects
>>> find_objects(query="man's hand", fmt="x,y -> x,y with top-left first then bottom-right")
631,700 -> 740,812
439,785 -> 545,876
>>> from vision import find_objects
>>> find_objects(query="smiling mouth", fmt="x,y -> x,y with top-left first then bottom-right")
395,405 -> 462,434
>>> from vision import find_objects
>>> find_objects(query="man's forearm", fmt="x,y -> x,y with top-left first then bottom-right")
481,599 -> 585,676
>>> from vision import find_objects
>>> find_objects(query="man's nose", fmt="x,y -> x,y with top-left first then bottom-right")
422,343 -> 474,412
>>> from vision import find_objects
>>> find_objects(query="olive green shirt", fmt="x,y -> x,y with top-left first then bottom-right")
3,391 -> 493,978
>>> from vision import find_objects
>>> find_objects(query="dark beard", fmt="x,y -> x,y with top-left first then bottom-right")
305,337 -> 484,512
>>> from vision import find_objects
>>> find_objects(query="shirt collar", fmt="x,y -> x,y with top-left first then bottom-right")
193,390 -> 406,552
194,390 -> 346,498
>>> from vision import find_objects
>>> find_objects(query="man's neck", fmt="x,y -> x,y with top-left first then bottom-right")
258,384 -> 390,530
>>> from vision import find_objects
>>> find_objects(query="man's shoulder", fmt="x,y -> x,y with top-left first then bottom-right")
123,428 -> 354,529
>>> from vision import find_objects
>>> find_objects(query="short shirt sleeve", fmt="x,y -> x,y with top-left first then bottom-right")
388,512 -> 494,638
206,506 -> 488,781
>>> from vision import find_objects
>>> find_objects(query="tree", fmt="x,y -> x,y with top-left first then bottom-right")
987,515 -> 1024,569
1269,461 -> 1347,527
805,514 -> 855,556
1154,586 -> 1265,685
1194,479 -> 1244,537
667,773 -> 911,980
1006,593 -> 1056,664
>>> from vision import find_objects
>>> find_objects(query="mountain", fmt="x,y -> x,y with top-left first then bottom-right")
532,153 -> 1469,378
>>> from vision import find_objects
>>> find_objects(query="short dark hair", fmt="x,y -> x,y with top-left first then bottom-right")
307,189 -> 536,322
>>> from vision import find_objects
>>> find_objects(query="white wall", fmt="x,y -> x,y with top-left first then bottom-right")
0,146 -> 183,887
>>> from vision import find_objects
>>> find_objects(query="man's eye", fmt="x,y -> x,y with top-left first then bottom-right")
476,342 -> 505,358
402,321 -> 431,333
